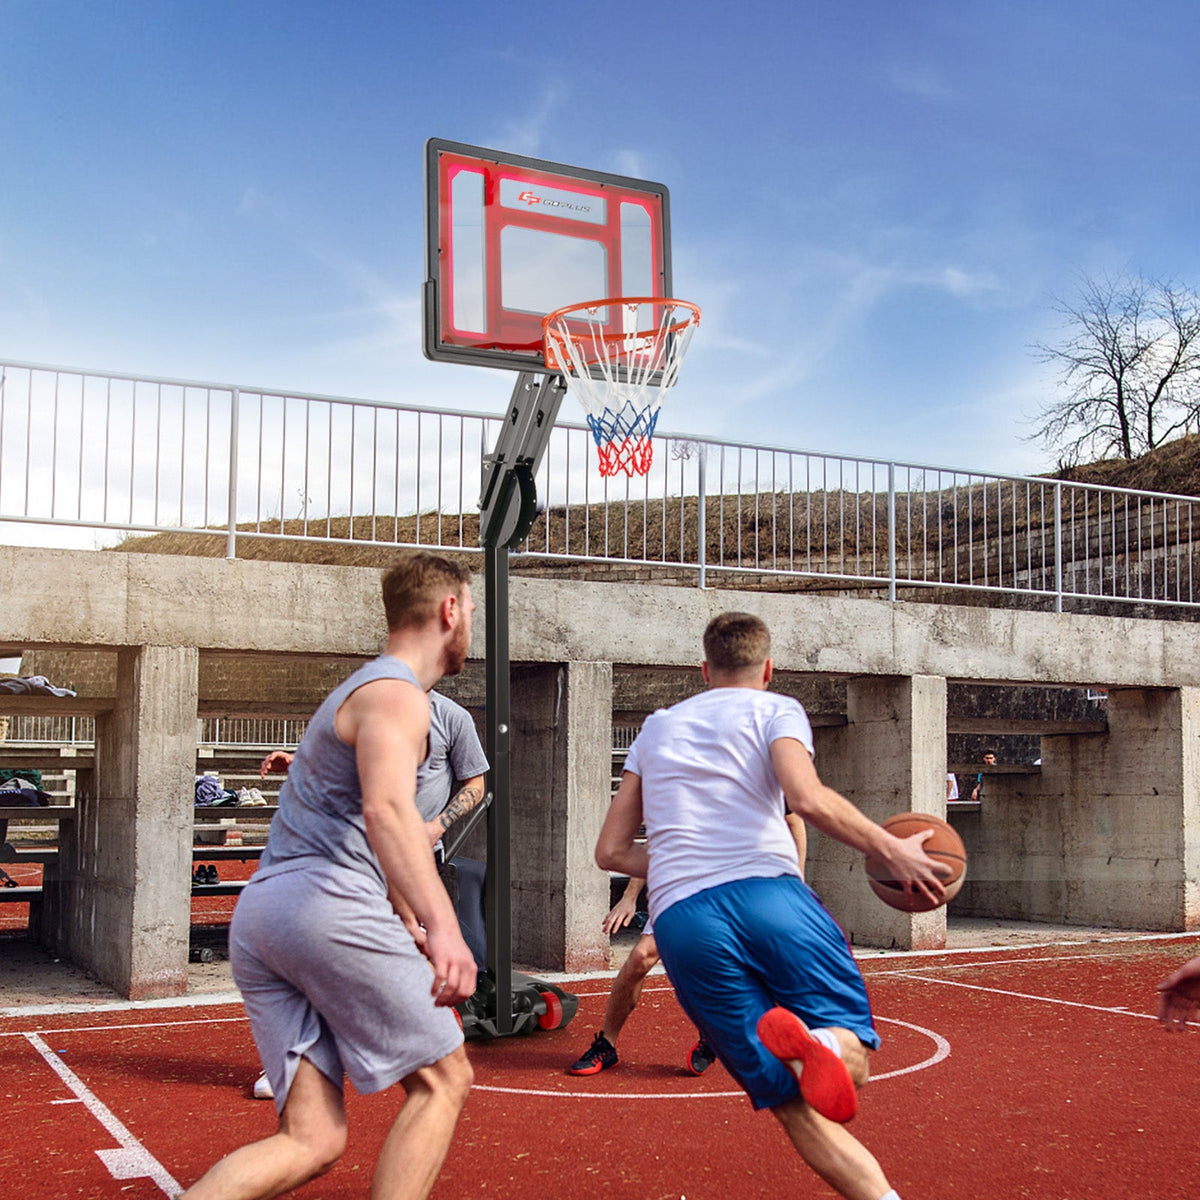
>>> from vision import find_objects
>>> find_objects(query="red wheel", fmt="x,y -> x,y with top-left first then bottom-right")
537,990 -> 564,1030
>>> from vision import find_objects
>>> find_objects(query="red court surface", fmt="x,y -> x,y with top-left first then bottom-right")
2,934 -> 1198,1199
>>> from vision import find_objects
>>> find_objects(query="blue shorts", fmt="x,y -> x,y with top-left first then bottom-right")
653,875 -> 879,1110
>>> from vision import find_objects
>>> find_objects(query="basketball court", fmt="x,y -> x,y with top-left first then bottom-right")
3,137 -> 1198,1199
2,931 -> 1196,1198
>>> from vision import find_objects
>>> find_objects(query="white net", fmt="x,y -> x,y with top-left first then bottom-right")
543,298 -> 700,477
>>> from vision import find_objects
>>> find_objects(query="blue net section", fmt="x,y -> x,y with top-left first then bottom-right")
586,402 -> 662,476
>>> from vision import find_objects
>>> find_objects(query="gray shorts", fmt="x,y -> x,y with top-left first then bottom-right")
230,862 -> 463,1114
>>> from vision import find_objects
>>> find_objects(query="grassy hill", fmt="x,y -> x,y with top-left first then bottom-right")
107,437 -> 1200,592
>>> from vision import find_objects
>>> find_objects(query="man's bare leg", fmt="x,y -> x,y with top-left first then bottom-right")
772,1098 -> 892,1200
603,933 -> 660,1044
180,1057 -> 347,1199
769,1028 -> 892,1200
371,1045 -> 474,1200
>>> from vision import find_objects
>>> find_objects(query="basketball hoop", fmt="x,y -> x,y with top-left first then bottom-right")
543,297 -> 700,478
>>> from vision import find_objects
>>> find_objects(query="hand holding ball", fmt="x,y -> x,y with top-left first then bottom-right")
865,813 -> 967,913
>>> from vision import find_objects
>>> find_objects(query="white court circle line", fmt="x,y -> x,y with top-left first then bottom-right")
471,1015 -> 950,1099
869,1016 -> 951,1080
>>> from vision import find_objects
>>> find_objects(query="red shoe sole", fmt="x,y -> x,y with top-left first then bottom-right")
566,1060 -> 613,1076
756,1007 -> 858,1123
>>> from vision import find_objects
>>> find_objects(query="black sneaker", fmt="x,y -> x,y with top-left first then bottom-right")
566,1032 -> 618,1076
687,1035 -> 717,1076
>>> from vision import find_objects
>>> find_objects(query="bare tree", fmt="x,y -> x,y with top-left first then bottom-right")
1032,273 -> 1200,464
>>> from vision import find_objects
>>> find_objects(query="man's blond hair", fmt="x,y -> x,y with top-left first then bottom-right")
381,553 -> 471,633
702,611 -> 771,672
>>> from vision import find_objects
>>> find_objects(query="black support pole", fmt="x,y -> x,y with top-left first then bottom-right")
483,541 -> 513,1034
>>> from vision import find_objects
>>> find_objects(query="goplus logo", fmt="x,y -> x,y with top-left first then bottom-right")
517,190 -> 591,213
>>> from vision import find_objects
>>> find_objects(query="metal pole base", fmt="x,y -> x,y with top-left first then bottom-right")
457,971 -> 579,1040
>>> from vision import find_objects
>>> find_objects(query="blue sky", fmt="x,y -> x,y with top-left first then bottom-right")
4,0 -> 1200,477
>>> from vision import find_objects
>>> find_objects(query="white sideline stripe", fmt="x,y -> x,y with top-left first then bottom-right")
25,1031 -> 182,1197
868,952 -> 1117,975
891,972 -> 1158,1019
0,988 -> 244,1020
0,1014 -> 249,1039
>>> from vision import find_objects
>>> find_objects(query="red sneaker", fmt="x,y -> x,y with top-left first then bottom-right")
756,1007 -> 857,1123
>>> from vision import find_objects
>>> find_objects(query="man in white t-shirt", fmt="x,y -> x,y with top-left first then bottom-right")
596,611 -> 948,1200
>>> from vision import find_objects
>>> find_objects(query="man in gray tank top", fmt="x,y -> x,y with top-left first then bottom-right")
181,553 -> 478,1200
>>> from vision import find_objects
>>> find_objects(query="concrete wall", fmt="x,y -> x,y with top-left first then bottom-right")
955,687 -> 1200,931
510,662 -> 612,972
810,676 -> 950,950
4,546 -> 1200,995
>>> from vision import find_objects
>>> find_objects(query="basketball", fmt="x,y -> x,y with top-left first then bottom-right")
865,812 -> 967,913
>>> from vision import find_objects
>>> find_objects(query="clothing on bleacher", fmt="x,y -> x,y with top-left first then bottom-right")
0,675 -> 76,697
195,775 -> 238,806
0,777 -> 51,806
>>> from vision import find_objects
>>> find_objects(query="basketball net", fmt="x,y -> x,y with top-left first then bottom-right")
543,298 -> 700,478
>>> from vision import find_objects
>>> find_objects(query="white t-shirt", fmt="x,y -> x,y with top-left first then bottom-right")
623,687 -> 814,923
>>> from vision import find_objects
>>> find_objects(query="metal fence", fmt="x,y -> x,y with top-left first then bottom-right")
2,714 -> 308,746
4,357 -> 1200,614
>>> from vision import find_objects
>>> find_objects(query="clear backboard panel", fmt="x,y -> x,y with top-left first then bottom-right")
424,138 -> 672,372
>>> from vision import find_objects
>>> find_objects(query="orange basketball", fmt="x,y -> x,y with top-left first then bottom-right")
865,812 -> 967,913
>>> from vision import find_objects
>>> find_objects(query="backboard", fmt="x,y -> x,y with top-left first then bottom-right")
423,138 -> 672,373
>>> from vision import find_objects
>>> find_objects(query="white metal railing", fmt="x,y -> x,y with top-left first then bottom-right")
4,357 -> 1200,614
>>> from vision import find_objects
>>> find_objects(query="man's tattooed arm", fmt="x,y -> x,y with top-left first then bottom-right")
437,776 -> 486,833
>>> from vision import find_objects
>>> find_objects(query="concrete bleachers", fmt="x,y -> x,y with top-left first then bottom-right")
3,546 -> 1200,999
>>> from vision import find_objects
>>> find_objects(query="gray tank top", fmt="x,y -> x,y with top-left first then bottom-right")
255,655 -> 421,891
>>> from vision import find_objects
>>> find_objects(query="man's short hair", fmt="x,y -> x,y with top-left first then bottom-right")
381,553 -> 472,632
703,611 -> 771,672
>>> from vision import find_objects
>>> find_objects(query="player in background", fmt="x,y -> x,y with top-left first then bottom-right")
596,611 -> 948,1200
181,553 -> 477,1200
568,813 -> 807,1077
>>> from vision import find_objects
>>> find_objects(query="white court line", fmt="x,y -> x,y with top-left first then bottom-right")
471,1015 -> 951,1099
25,1031 -> 182,1197
0,1014 -> 249,1039
889,972 -> 1158,1019
0,989 -> 244,1020
867,952 -> 1121,975
870,1016 -> 951,1080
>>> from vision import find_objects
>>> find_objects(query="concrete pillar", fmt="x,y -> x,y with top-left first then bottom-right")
56,645 -> 198,999
809,674 -> 948,950
510,661 -> 612,972
960,687 -> 1199,930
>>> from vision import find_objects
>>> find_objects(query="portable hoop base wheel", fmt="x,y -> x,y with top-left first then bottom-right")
543,297 -> 700,478
456,970 -> 580,1040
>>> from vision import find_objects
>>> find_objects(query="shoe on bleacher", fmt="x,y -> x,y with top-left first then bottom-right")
686,1034 -> 717,1075
191,866 -> 206,886
202,864 -> 219,885
244,787 -> 267,806
756,1007 -> 857,1123
566,1031 -> 618,1076
253,1072 -> 274,1100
